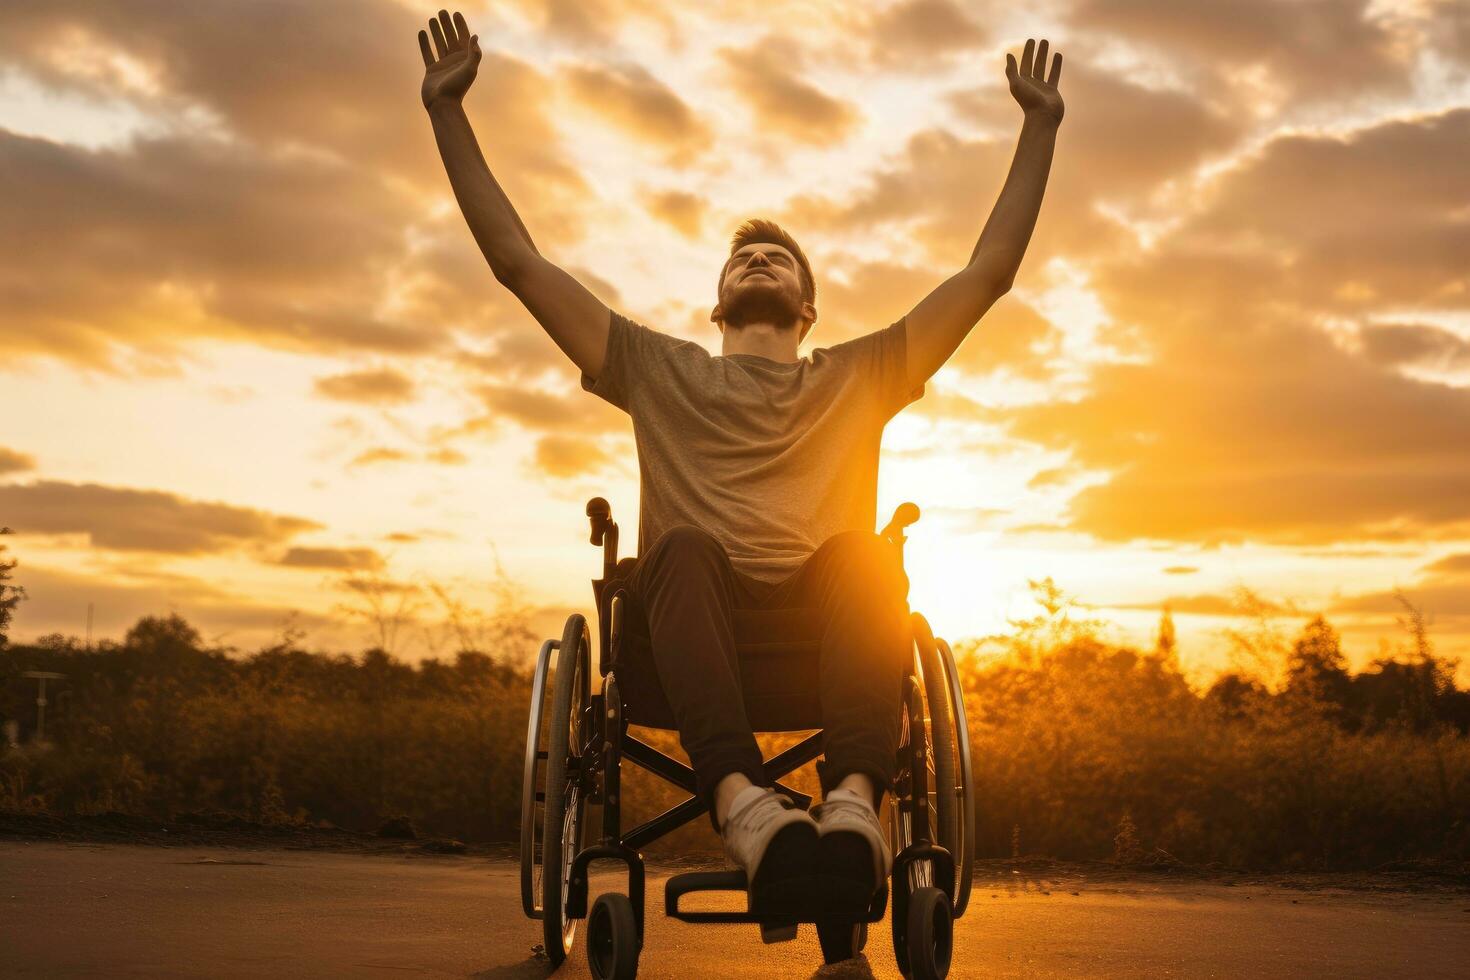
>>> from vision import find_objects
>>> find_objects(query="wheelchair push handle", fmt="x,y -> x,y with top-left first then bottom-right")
881,501 -> 920,545
587,496 -> 613,545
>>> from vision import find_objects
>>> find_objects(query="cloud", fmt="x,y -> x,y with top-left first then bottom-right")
786,126 -> 1127,267
1070,0 -> 1411,105
533,434 -> 618,478
719,37 -> 861,144
1188,109 -> 1470,313
1332,551 -> 1470,617
347,445 -> 471,468
349,447 -> 413,467
1113,592 -> 1286,616
1422,553 -> 1470,577
641,189 -> 707,238
0,1 -> 597,369
276,546 -> 385,572
0,129 -> 430,366
950,60 -> 1245,200
1359,324 -> 1470,370
476,381 -> 624,434
1005,324 -> 1470,544
1163,565 -> 1199,575
425,448 -> 468,466
865,0 -> 988,66
8,561 -> 334,644
314,368 -> 417,405
997,109 -> 1470,546
562,62 -> 710,163
0,1 -> 580,195
0,447 -> 37,476
0,480 -> 320,554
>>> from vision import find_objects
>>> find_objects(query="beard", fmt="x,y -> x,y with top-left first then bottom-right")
719,278 -> 804,332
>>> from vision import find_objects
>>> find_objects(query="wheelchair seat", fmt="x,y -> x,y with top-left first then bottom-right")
599,574 -> 827,733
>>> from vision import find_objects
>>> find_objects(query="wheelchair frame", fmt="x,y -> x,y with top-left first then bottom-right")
520,497 -> 974,979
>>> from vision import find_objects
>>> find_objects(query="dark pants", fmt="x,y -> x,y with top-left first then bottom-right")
622,524 -> 912,832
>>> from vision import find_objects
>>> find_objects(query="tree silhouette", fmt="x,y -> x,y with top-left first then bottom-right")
0,526 -> 27,648
1285,614 -> 1351,709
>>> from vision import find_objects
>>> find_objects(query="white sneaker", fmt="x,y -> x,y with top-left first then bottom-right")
811,787 -> 892,916
720,785 -> 820,915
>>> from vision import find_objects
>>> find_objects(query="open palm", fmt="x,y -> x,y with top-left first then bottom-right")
418,9 -> 481,110
1006,38 -> 1064,123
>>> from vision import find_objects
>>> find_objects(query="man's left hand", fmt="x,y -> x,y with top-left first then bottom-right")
1006,38 -> 1064,124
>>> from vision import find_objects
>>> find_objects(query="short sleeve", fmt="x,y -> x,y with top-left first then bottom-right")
579,310 -> 657,413
829,317 -> 926,420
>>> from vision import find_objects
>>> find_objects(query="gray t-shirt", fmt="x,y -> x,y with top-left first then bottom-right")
580,310 -> 925,584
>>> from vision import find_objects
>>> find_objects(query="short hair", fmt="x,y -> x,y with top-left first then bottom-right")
721,218 -> 816,307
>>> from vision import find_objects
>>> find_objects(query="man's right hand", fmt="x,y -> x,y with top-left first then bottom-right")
418,9 -> 481,111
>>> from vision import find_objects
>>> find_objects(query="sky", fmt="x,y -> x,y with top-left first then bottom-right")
2,0 -> 1469,682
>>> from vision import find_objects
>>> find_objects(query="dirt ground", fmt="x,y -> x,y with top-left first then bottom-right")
2,831 -> 1468,979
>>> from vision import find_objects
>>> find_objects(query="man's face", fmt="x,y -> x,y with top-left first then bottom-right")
713,242 -> 816,338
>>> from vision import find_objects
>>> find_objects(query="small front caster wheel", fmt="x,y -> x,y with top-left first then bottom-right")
905,886 -> 953,979
587,893 -> 640,979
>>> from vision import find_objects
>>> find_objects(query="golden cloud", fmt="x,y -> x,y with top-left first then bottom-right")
0,447 -> 37,476
563,62 -> 711,163
314,368 -> 417,405
0,480 -> 321,554
999,109 -> 1470,545
865,0 -> 988,66
534,433 -> 618,478
1359,324 -> 1470,371
10,561 -> 334,642
719,37 -> 861,144
276,546 -> 386,572
1071,0 -> 1412,104
641,189 -> 708,239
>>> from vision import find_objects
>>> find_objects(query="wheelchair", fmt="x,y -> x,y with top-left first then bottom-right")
520,497 -> 974,979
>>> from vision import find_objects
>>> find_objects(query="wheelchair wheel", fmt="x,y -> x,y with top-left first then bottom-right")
905,886 -> 953,979
912,614 -> 968,914
539,614 -> 592,966
586,893 -> 640,979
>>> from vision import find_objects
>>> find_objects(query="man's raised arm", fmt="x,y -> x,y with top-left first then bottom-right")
901,38 -> 1065,390
419,9 -> 610,380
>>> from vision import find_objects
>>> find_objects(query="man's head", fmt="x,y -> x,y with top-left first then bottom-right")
711,218 -> 818,344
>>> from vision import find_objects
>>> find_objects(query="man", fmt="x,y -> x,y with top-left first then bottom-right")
418,9 -> 1064,917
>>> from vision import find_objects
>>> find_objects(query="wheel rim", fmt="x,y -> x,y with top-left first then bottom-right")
557,783 -> 583,946
890,675 -> 934,892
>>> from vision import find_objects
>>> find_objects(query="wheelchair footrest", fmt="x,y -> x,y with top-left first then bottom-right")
665,870 -> 785,924
664,870 -> 888,926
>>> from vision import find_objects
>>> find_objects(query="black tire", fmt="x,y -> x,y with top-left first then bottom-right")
816,919 -> 868,964
587,893 -> 640,979
912,614 -> 961,903
905,886 -> 953,980
541,614 -> 591,966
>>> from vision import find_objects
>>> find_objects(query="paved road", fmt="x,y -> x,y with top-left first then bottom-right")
2,842 -> 1466,978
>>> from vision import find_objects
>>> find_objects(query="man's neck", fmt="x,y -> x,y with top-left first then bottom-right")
721,321 -> 801,362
